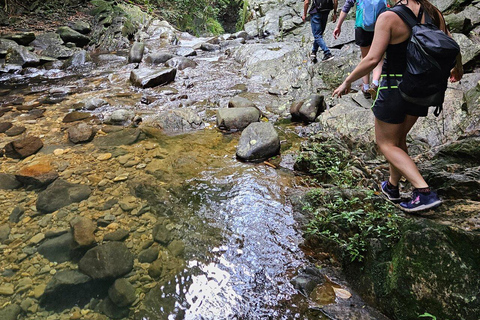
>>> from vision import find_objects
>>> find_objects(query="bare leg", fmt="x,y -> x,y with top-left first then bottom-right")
360,46 -> 370,86
375,115 -> 428,188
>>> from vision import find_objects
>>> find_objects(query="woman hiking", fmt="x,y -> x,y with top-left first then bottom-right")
332,0 -> 463,212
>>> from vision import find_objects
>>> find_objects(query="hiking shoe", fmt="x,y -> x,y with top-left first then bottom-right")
399,189 -> 442,213
368,84 -> 379,100
310,52 -> 317,63
362,87 -> 371,99
381,181 -> 401,202
322,53 -> 334,62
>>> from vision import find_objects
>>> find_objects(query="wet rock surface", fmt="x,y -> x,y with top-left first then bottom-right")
0,0 -> 478,320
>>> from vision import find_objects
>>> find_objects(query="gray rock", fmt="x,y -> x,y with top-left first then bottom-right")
69,21 -> 91,34
106,109 -> 135,125
9,206 -> 24,223
167,239 -> 185,257
31,32 -> 63,50
36,179 -> 91,214
130,67 -> 177,88
6,46 -> 41,67
228,96 -> 256,109
1,32 -> 35,46
0,224 -> 11,243
324,20 -> 356,48
37,232 -> 74,263
138,246 -> 160,263
70,216 -> 96,247
56,26 -> 90,47
67,122 -> 96,143
290,94 -> 326,123
0,304 -> 22,320
80,97 -> 108,110
145,109 -> 204,133
216,107 -> 260,131
94,128 -> 141,147
291,266 -> 325,297
128,41 -> 145,63
429,0 -> 458,12
62,50 -> 92,69
200,43 -> 220,51
152,223 -> 172,245
145,52 -> 174,64
236,122 -> 280,162
79,242 -> 134,279
452,33 -> 480,66
165,56 -> 197,70
0,173 -> 21,190
108,278 -> 136,307
98,297 -> 130,319
235,31 -> 249,40
176,47 -> 197,57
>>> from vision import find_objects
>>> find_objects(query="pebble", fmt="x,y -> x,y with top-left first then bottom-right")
34,284 -> 47,298
53,149 -> 65,156
0,284 -> 15,295
97,153 -> 112,161
29,233 -> 45,244
113,174 -> 129,182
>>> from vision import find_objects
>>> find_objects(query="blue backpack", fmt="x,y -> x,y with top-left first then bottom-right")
355,0 -> 387,31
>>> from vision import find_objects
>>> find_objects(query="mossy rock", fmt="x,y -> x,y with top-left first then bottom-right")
347,219 -> 480,320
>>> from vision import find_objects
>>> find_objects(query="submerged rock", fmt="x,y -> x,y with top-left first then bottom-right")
67,122 -> 96,143
3,136 -> 43,159
36,179 -> 91,213
0,173 -> 21,190
236,122 -> 280,162
15,162 -> 59,187
79,242 -> 134,279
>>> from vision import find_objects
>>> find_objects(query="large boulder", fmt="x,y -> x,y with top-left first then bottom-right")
78,242 -> 134,279
130,67 -> 177,88
36,179 -> 91,213
56,26 -> 91,47
128,41 -> 145,63
5,46 -> 41,67
165,56 -> 197,70
291,94 -> 326,123
144,109 -> 204,133
216,107 -> 260,131
1,32 -> 35,46
236,122 -> 280,161
15,162 -> 59,188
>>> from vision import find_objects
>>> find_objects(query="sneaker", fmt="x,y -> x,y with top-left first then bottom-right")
399,189 -> 442,213
322,53 -> 334,62
381,181 -> 401,202
310,52 -> 317,63
362,87 -> 371,99
368,84 -> 379,100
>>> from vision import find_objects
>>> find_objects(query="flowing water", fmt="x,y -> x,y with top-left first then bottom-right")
0,36 -> 386,320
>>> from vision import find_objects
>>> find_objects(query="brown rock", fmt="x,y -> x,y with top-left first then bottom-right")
63,111 -> 91,123
3,136 -> 43,159
70,216 -> 96,247
5,126 -> 26,136
16,162 -> 58,187
0,122 -> 13,133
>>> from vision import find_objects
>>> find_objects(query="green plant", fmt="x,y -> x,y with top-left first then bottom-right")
236,0 -> 249,31
304,190 -> 401,262
418,313 -> 447,320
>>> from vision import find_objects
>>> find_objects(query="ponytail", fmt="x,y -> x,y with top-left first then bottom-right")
416,0 -> 447,31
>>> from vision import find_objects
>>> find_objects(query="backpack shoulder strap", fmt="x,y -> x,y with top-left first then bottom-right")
390,5 -> 418,29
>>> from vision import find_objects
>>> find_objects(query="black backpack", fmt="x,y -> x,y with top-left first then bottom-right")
313,0 -> 334,11
390,5 -> 460,116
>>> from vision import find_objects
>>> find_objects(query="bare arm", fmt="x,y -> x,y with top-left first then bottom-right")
302,0 -> 310,21
333,11 -> 348,39
333,13 -> 392,97
332,0 -> 338,22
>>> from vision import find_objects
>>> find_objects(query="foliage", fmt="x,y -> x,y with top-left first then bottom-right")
235,0 -> 250,31
303,189 -> 402,262
128,0 -> 244,35
295,141 -> 357,186
418,313 -> 443,320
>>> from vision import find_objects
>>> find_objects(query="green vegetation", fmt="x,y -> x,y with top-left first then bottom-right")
303,189 -> 401,262
130,0 -> 246,35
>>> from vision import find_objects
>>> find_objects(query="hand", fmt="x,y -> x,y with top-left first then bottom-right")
449,66 -> 463,82
332,13 -> 337,23
302,14 -> 306,22
333,81 -> 351,97
333,26 -> 341,39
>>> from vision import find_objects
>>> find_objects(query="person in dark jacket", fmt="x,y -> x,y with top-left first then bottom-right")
303,0 -> 338,62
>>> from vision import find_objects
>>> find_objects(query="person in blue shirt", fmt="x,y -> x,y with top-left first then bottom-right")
333,0 -> 385,99
303,0 -> 338,62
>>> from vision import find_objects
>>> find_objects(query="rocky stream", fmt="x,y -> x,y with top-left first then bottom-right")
0,0 -> 479,319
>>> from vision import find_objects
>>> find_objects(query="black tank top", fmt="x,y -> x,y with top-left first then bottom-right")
382,39 -> 409,75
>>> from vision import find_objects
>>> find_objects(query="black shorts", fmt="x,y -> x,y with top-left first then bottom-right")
355,28 -> 374,47
372,75 -> 429,124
